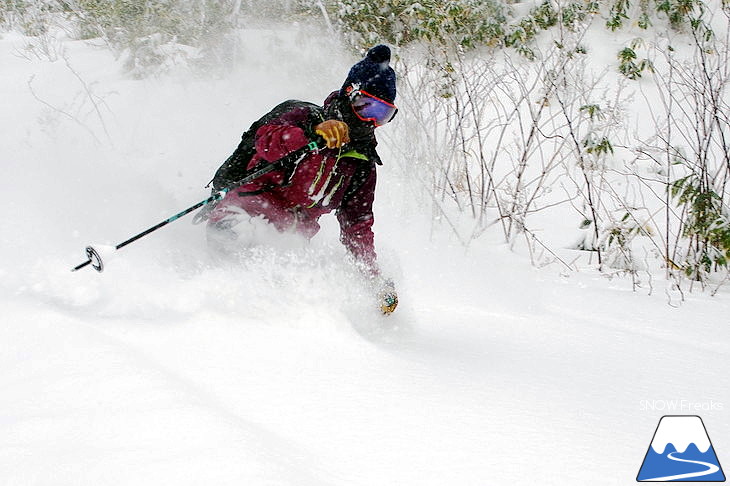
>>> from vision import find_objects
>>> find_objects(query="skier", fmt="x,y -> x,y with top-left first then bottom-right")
205,45 -> 399,314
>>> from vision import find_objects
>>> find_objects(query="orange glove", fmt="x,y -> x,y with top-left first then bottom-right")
315,120 -> 350,149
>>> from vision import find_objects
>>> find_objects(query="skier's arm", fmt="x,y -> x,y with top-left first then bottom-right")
337,163 -> 378,276
337,164 -> 398,314
254,124 -> 309,162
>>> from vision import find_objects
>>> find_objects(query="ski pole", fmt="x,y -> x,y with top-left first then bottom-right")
71,139 -> 323,273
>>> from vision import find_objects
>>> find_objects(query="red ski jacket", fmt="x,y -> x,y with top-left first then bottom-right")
209,94 -> 381,274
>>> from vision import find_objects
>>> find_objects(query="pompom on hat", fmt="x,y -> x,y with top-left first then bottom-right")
341,45 -> 396,103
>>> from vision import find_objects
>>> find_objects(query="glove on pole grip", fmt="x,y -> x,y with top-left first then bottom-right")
315,120 -> 350,149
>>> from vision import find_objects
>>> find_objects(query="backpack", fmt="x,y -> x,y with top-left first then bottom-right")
210,100 -> 323,191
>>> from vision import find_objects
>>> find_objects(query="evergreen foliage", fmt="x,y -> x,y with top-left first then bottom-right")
302,0 -> 508,50
671,170 -> 730,278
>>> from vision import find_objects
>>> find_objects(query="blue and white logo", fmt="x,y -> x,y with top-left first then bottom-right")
637,415 -> 725,482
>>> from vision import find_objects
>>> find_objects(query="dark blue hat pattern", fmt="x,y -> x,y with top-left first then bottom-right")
341,45 -> 396,103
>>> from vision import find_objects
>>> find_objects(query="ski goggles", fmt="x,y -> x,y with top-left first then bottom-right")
349,89 -> 398,127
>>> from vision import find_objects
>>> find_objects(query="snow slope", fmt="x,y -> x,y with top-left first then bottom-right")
1,25 -> 728,485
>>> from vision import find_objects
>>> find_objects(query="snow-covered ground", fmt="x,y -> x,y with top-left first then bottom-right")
1,24 -> 728,485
